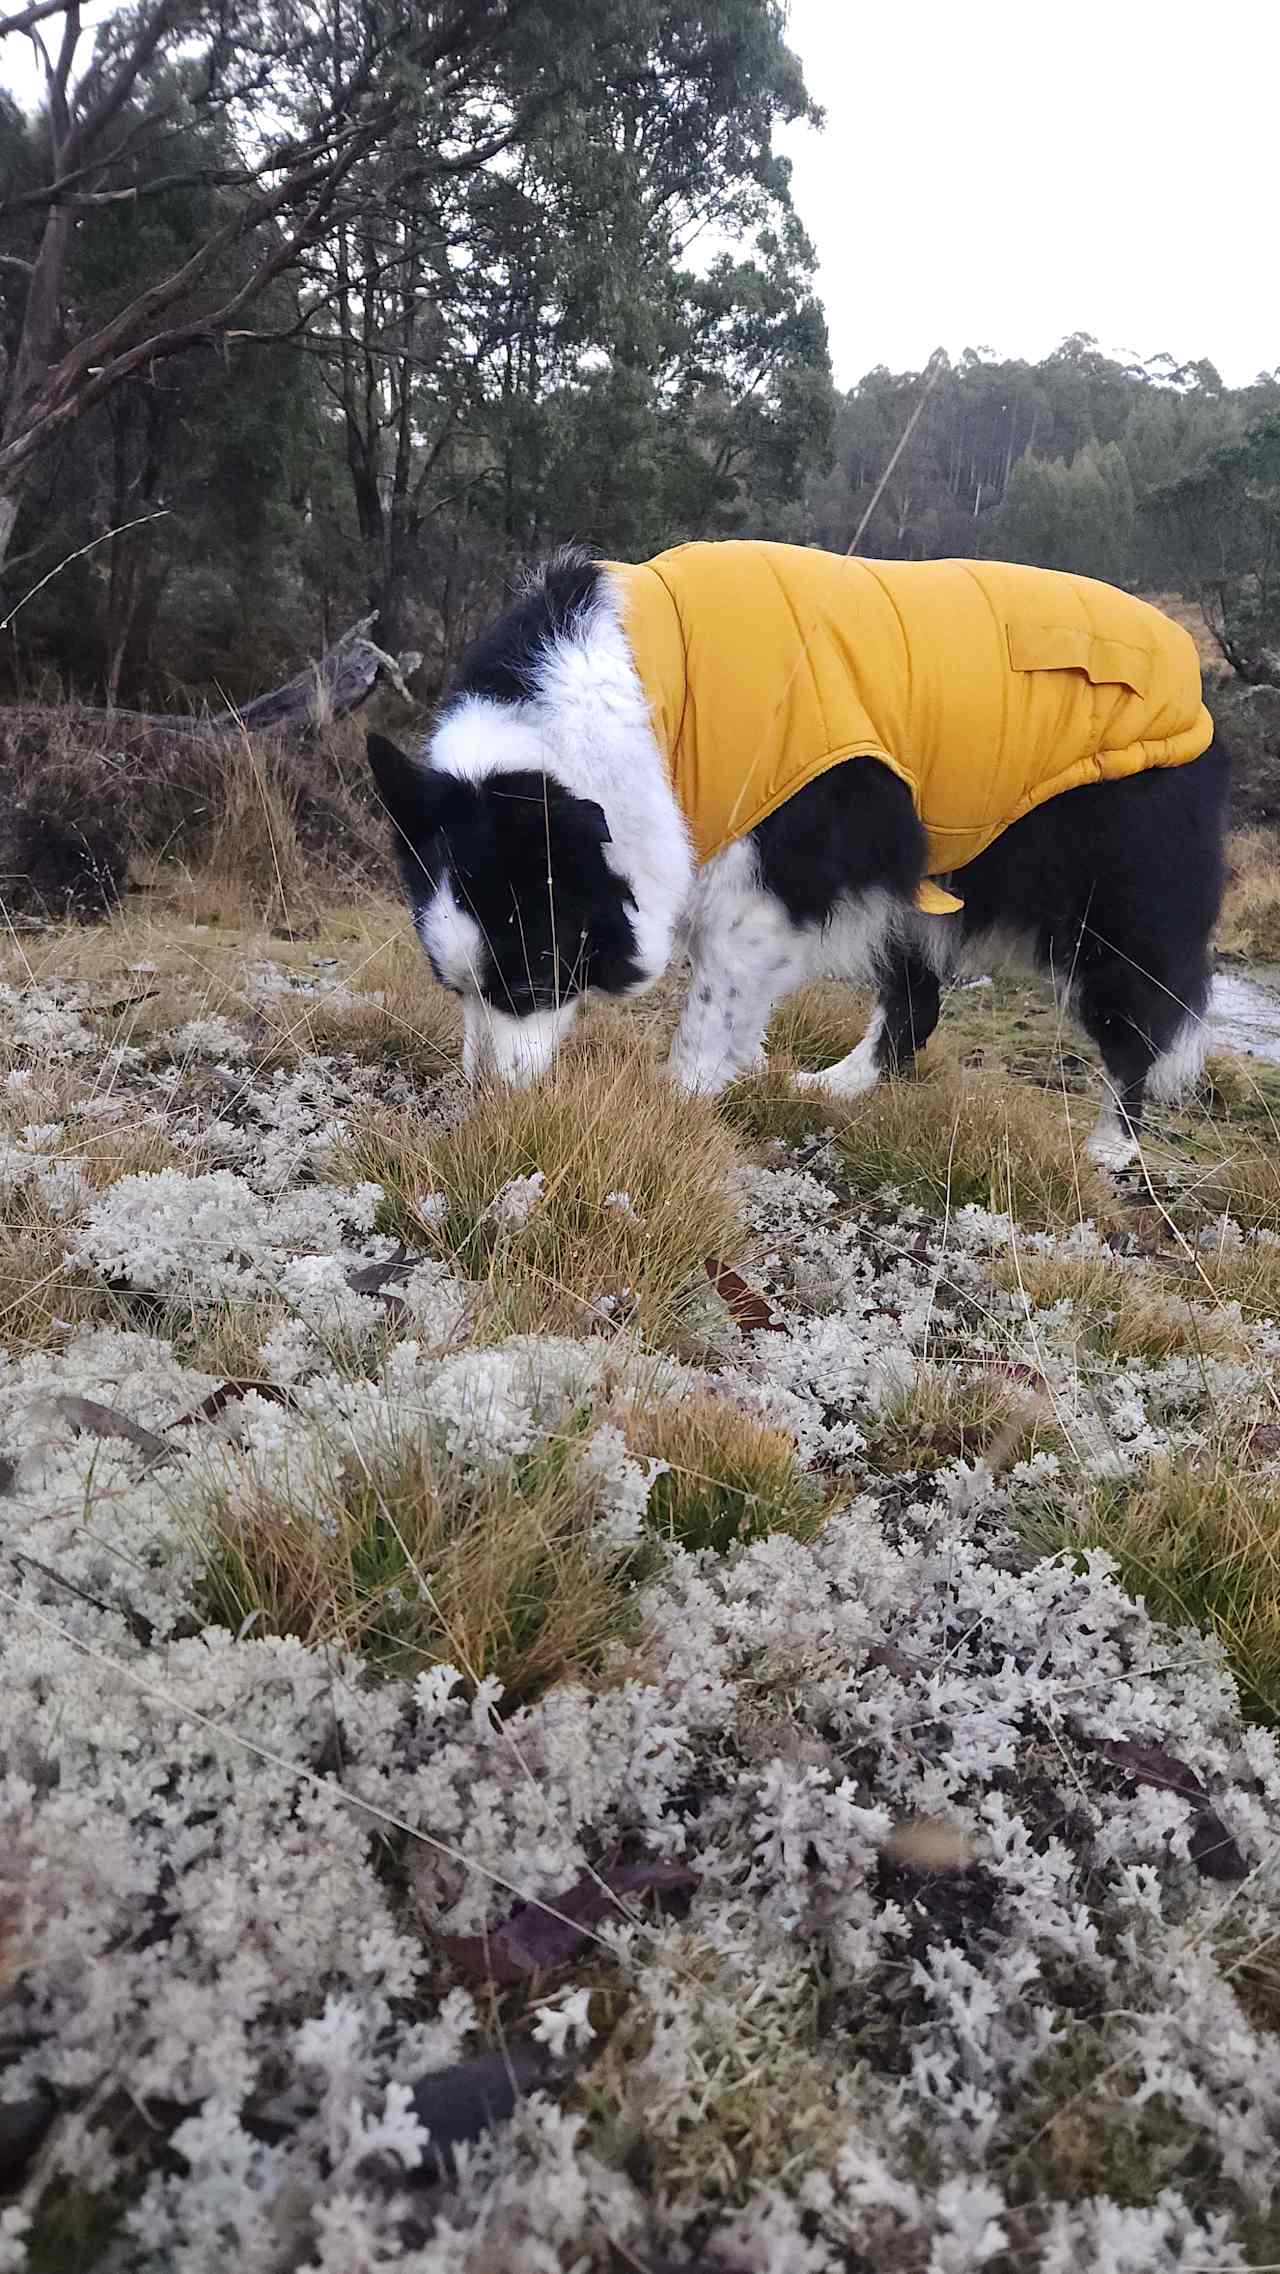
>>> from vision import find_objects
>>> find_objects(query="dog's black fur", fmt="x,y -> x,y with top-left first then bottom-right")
452,555 -> 604,709
755,740 -> 1231,1141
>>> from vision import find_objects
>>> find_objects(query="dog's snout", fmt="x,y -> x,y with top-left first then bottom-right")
461,1001 -> 579,1087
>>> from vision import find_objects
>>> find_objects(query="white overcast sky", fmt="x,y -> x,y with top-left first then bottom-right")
4,0 -> 1275,388
776,0 -> 1277,388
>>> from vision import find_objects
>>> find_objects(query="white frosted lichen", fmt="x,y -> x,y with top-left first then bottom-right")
4,956 -> 1280,2269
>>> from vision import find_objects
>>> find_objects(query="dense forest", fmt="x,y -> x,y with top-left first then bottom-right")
2,0 -> 1279,709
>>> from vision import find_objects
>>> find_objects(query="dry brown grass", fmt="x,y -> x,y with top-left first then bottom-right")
200,1419 -> 645,1699
254,910 -> 461,1075
995,1248 -> 1253,1362
765,983 -> 873,1073
0,1194 -> 111,1354
0,1043 -> 193,1352
1194,1233 -> 1280,1324
624,1392 -> 836,1554
1142,592 -> 1226,672
1189,1127 -> 1280,1236
1,703 -> 389,927
1219,828 -> 1280,962
337,1047 -> 743,1344
868,1362 -> 1055,1476
729,1059 -> 1117,1237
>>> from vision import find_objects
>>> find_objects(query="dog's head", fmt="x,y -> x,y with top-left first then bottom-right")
367,730 -> 644,1085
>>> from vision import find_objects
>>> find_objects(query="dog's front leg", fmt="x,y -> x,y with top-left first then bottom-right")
667,886 -> 806,1096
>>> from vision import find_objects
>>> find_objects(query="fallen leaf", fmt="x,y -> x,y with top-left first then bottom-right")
1086,1736 -> 1248,1882
0,2095 -> 54,2189
436,1859 -> 698,1984
408,2045 -> 549,2177
978,1358 -> 1050,1398
41,1394 -> 170,1462
703,1258 -> 783,1334
170,1380 -> 297,1429
1246,1424 -> 1280,1461
345,1244 -> 423,1296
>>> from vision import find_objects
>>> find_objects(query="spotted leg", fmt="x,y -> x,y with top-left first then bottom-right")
668,860 -> 809,1097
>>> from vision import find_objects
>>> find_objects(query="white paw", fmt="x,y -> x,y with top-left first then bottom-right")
793,1052 -> 880,1100
1085,1125 -> 1140,1173
667,1053 -> 733,1099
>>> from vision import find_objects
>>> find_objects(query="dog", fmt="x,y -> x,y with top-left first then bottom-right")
367,542 -> 1228,1170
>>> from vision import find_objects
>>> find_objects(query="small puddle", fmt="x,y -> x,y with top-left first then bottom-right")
1211,964 -> 1280,1063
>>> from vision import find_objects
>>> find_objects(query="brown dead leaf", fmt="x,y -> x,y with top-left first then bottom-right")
882,1818 -> 977,1872
980,1357 -> 1050,1398
863,1642 -> 923,1683
436,1859 -> 698,1984
408,2044 -> 550,2177
344,1244 -> 422,1297
169,1379 -> 297,1429
1085,1735 -> 1248,1882
41,1394 -> 170,1463
703,1257 -> 783,1334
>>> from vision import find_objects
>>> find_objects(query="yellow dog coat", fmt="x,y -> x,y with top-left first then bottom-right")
605,543 -> 1213,914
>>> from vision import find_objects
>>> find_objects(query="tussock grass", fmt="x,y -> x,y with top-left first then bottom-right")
1194,1233 -> 1280,1324
766,983 -> 872,1072
869,1362 -> 1054,1476
833,1070 -> 1117,1233
729,1060 -> 1115,1236
996,1249 -> 1252,1361
1220,827 -> 1280,962
1027,1450 -> 1280,1723
1192,1128 -> 1280,1236
338,1049 -> 743,1343
1,704 -> 389,926
199,734 -> 317,929
0,1195 -> 108,1352
201,1422 -> 643,1699
624,1392 -> 835,1554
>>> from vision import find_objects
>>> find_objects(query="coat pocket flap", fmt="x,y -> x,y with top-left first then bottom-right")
1006,619 -> 1151,697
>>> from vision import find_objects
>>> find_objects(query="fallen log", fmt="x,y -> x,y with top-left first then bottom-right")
1,614 -> 420,745
0,617 -> 419,919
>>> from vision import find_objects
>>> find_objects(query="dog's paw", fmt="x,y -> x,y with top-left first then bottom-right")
1085,1125 -> 1140,1173
792,1056 -> 880,1100
667,1054 -> 732,1099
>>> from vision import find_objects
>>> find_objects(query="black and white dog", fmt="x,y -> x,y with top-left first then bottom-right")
368,549 -> 1228,1171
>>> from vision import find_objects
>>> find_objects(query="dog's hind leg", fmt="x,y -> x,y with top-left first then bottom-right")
1075,963 -> 1169,1172
794,943 -> 941,1097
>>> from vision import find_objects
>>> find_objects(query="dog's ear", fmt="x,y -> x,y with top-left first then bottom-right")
367,733 -> 449,840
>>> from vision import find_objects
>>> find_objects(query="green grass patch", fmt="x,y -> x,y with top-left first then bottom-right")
200,1417 -> 647,1702
625,1391 -> 836,1555
1024,1452 -> 1280,1723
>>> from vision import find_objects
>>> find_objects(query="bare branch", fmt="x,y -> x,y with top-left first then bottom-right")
0,0 -> 71,35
